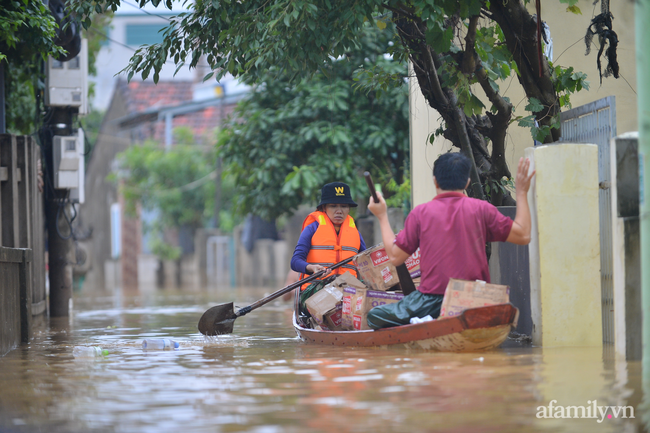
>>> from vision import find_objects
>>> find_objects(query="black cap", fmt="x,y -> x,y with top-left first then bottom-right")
318,182 -> 358,207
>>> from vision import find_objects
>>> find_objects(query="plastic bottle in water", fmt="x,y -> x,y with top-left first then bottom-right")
73,346 -> 109,358
142,339 -> 180,350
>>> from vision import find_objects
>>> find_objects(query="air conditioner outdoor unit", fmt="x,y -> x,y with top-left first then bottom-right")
45,39 -> 88,115
53,129 -> 85,203
69,128 -> 85,204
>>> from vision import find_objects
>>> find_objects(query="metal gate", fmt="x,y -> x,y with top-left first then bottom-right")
559,96 -> 616,345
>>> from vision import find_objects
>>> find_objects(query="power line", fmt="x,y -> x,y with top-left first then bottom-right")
88,26 -> 180,67
122,0 -> 174,22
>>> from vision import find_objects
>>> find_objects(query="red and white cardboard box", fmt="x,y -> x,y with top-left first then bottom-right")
353,243 -> 420,291
341,286 -> 404,330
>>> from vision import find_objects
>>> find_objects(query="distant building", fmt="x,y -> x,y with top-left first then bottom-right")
91,2 -> 197,111
78,78 -> 247,291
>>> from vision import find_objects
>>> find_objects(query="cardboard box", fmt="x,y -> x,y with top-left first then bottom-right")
323,304 -> 344,331
305,285 -> 343,328
354,244 -> 421,291
439,279 -> 510,318
341,287 -> 404,331
330,271 -> 367,291
403,247 -> 421,279
341,287 -> 356,330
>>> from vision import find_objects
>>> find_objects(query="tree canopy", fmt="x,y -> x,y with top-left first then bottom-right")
1,0 -> 64,133
1,1 -> 108,134
0,1 -> 64,64
111,128 -> 238,259
218,24 -> 409,221
71,0 -> 589,205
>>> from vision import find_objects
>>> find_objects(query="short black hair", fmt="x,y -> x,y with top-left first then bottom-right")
433,153 -> 471,191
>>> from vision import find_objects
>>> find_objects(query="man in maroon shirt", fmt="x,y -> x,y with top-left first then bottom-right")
366,152 -> 535,329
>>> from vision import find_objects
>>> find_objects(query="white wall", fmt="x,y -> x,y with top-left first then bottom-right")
90,3 -> 196,110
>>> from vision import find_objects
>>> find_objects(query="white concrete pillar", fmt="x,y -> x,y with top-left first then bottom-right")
526,143 -> 602,347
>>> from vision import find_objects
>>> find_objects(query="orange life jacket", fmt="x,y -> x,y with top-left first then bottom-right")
300,211 -> 361,290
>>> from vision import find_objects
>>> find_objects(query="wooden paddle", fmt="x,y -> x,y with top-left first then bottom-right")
198,256 -> 357,335
363,171 -> 416,296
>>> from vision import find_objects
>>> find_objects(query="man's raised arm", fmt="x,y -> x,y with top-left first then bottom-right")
367,192 -> 411,266
506,157 -> 536,246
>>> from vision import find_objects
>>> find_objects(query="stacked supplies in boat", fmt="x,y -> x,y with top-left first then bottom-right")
303,243 -> 422,331
304,272 -> 365,331
304,272 -> 405,332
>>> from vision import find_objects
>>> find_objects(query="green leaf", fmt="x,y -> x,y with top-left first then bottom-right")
426,24 -> 453,53
524,97 -> 544,113
463,94 -> 486,117
517,115 -> 536,129
566,5 -> 582,14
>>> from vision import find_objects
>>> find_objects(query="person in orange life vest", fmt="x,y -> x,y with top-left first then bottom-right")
290,182 -> 367,289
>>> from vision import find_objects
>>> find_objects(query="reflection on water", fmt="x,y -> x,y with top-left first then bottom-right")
0,287 -> 644,433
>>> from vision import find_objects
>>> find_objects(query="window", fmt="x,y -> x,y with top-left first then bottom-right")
125,24 -> 166,46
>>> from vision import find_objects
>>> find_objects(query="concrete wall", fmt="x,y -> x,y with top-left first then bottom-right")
78,90 -> 131,292
408,63 -> 446,207
409,1 -> 637,208
526,143 -> 602,347
611,134 -> 642,360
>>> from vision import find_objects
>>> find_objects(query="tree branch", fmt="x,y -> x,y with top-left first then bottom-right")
462,15 -> 479,75
489,0 -> 560,143
381,3 -> 418,21
418,44 -> 449,107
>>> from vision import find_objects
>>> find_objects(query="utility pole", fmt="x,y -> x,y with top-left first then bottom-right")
42,36 -> 86,316
44,109 -> 76,316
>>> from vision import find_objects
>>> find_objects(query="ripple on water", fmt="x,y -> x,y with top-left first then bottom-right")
0,291 -> 641,433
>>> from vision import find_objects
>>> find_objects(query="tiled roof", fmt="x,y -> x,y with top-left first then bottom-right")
119,80 -> 194,114
116,79 -> 236,143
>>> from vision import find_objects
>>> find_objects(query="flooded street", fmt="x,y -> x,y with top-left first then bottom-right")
0,286 -> 645,433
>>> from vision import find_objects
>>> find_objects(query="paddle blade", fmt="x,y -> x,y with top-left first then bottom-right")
198,302 -> 237,335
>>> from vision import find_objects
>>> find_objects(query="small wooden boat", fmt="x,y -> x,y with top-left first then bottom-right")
293,303 -> 519,352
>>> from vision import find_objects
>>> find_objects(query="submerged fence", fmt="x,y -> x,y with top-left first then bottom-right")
0,135 -> 46,356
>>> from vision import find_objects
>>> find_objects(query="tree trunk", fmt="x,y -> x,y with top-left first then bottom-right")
489,0 -> 561,143
392,1 -> 560,206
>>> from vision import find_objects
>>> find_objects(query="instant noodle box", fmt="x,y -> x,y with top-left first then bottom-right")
439,279 -> 510,318
353,243 -> 421,291
341,287 -> 404,331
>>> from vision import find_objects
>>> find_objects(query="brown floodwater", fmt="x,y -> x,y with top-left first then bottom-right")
0,286 -> 645,433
